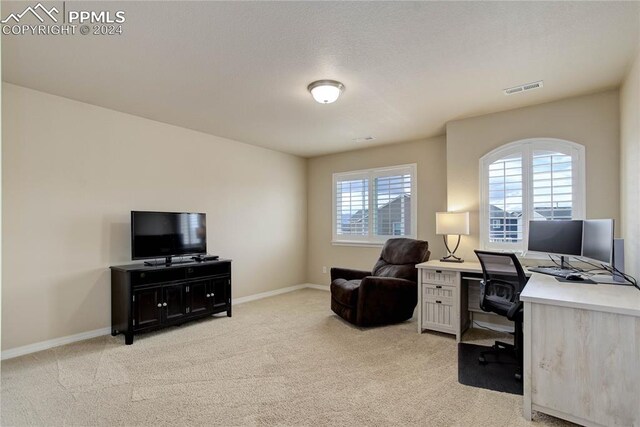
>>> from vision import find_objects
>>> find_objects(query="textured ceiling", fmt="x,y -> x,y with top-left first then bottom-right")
3,1 -> 639,157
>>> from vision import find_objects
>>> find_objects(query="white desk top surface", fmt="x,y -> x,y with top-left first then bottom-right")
416,260 -> 483,273
521,273 -> 640,317
416,260 -> 640,317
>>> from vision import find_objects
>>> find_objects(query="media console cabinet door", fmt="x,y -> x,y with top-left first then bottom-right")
188,280 -> 211,316
133,287 -> 163,330
163,284 -> 188,322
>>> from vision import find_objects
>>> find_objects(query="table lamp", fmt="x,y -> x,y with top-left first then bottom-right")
436,211 -> 470,263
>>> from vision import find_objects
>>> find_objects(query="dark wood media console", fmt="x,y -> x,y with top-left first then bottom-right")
110,259 -> 232,344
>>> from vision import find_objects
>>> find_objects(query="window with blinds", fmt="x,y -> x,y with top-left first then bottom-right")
335,177 -> 369,237
532,151 -> 573,220
488,154 -> 523,243
333,164 -> 417,244
480,139 -> 585,252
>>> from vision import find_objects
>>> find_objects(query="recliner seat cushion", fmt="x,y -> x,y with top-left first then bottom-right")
330,279 -> 361,307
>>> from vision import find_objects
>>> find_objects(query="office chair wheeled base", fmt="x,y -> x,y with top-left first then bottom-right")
478,340 -> 522,382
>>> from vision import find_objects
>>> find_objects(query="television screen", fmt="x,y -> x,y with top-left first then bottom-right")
527,220 -> 583,256
131,211 -> 206,260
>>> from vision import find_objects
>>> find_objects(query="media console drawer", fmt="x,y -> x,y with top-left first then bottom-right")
186,263 -> 231,278
131,269 -> 185,286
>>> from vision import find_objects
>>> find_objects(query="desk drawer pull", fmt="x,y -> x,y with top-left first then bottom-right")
436,270 -> 442,273
436,300 -> 442,304
436,285 -> 442,289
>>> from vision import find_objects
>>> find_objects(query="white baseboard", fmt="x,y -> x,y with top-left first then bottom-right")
1,283 -> 328,360
305,283 -> 330,291
233,284 -> 308,305
1,327 -> 112,361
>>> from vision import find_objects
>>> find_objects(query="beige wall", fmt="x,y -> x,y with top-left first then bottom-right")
446,90 -> 621,261
306,137 -> 447,285
1,83 -> 307,351
621,52 -> 640,278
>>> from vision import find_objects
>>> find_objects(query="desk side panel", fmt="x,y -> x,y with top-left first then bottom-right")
531,303 -> 640,426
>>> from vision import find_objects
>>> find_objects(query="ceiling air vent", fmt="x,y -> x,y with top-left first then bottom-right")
504,80 -> 543,96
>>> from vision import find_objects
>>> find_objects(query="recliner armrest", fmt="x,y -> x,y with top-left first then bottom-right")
356,276 -> 418,326
330,267 -> 371,282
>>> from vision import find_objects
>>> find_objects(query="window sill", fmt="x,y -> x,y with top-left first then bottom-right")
331,240 -> 385,248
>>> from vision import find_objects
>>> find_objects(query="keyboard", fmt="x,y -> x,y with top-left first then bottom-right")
528,267 -> 576,278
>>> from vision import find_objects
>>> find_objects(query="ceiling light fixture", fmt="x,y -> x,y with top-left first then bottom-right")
307,80 -> 345,104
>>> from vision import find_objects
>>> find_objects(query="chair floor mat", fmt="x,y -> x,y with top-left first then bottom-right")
458,343 -> 523,395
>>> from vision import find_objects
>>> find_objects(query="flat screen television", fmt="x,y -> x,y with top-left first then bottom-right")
131,211 -> 206,263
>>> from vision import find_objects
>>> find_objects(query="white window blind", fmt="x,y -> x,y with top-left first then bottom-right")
480,139 -> 585,253
335,177 -> 369,237
373,173 -> 412,236
531,151 -> 573,220
488,154 -> 523,243
333,164 -> 417,245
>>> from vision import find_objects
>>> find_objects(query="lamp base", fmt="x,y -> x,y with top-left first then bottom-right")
440,257 -> 464,263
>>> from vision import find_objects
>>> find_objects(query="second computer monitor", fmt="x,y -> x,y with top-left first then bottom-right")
527,220 -> 583,257
582,219 -> 614,264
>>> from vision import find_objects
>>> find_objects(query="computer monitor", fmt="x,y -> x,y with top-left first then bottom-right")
582,219 -> 614,264
527,220 -> 583,258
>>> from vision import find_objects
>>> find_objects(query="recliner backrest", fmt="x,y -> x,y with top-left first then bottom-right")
372,238 -> 430,282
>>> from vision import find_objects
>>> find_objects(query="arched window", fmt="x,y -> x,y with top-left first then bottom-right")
479,138 -> 585,252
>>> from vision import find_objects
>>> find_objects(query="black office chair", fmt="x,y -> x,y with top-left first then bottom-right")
474,250 -> 528,381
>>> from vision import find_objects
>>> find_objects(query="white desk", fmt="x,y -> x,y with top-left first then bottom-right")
521,274 -> 640,426
417,260 -> 640,426
415,260 -> 486,341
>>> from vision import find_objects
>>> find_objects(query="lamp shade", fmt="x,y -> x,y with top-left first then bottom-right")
436,211 -> 470,235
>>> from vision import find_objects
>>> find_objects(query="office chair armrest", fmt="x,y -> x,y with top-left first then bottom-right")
506,300 -> 523,321
330,267 -> 371,282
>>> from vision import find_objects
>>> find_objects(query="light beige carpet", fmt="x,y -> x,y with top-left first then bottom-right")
1,289 -> 571,426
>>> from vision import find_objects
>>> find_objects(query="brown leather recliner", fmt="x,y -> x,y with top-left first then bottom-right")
330,238 -> 430,327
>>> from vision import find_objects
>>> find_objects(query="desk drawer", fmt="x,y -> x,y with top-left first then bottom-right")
423,284 -> 454,299
422,269 -> 456,285
422,298 -> 455,329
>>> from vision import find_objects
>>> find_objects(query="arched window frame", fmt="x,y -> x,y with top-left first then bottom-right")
479,138 -> 586,253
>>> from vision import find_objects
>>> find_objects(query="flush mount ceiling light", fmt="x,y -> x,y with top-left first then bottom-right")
307,80 -> 345,104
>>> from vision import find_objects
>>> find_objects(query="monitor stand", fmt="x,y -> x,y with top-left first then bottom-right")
559,256 -> 569,270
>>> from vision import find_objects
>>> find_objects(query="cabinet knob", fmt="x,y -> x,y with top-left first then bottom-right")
163,302 -> 167,307
436,285 -> 442,289
206,293 -> 210,298
436,300 -> 442,304
157,303 -> 162,307
188,268 -> 193,273
140,273 -> 146,278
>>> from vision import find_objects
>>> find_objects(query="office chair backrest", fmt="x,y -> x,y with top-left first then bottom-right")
372,238 -> 430,282
474,250 -> 528,310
